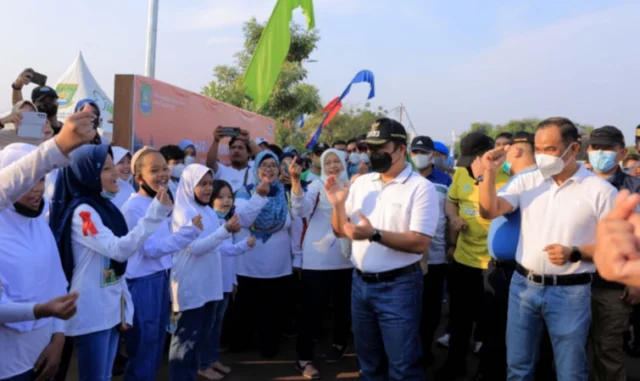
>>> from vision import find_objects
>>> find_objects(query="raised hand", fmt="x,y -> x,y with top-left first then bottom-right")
239,129 -> 251,141
0,110 -> 23,127
192,214 -> 204,230
156,186 -> 173,206
343,211 -> 375,241
289,157 -> 303,181
14,68 -> 34,88
594,190 -> 640,287
480,147 -> 508,172
54,103 -> 97,156
225,214 -> 241,233
324,175 -> 349,206
256,176 -> 271,197
246,236 -> 256,248
33,292 -> 79,320
214,126 -> 224,143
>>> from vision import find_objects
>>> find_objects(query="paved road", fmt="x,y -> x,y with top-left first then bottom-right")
63,314 -> 640,381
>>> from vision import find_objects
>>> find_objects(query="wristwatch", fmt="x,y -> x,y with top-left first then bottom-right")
474,174 -> 484,185
569,246 -> 582,263
369,229 -> 382,243
11,82 -> 22,91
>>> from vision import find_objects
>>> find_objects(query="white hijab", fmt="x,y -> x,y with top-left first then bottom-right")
171,164 -> 218,235
307,148 -> 349,220
110,146 -> 135,208
0,144 -> 67,331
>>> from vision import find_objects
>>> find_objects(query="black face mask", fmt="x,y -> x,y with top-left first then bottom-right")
140,181 -> 174,203
38,103 -> 58,118
13,199 -> 45,218
370,145 -> 400,173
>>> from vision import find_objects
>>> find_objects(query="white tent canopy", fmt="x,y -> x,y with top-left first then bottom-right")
54,51 -> 114,142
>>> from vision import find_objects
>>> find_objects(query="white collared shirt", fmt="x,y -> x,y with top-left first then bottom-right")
498,164 -> 617,275
345,163 -> 439,273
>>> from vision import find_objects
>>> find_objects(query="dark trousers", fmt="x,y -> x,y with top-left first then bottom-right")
230,275 -> 289,358
1,370 -> 36,381
420,264 -> 446,360
445,260 -> 487,369
479,260 -> 556,381
296,269 -> 352,361
589,286 -> 632,381
54,337 -> 74,381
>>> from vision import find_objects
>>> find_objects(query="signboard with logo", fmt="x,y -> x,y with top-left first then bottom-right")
112,75 -> 275,165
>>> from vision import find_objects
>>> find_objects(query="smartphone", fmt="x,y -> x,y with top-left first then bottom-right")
17,112 -> 47,138
220,127 -> 240,138
31,71 -> 47,86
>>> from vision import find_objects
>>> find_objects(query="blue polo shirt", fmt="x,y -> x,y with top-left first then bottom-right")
487,166 -> 537,260
427,166 -> 452,188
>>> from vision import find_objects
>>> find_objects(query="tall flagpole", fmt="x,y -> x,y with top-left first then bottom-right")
145,0 -> 159,78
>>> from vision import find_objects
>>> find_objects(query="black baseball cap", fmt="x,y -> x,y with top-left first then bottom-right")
312,142 -> 329,154
410,136 -> 435,153
363,118 -> 408,145
587,126 -> 625,147
456,132 -> 495,168
510,131 -> 534,146
31,86 -> 58,102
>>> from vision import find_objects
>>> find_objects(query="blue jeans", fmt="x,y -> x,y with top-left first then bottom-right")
124,271 -> 170,381
169,302 -> 216,381
351,266 -> 424,381
74,326 -> 120,381
507,272 -> 591,381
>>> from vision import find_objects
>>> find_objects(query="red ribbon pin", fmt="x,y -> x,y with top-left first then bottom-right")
79,211 -> 98,236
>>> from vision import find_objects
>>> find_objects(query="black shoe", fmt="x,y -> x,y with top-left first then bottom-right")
435,364 -> 467,381
325,344 -> 349,363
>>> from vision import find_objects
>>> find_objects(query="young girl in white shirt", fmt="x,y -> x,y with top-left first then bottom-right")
203,179 -> 270,379
0,143 -> 70,381
120,148 -> 203,381
110,147 -> 135,209
50,144 -> 173,381
168,164 -> 241,381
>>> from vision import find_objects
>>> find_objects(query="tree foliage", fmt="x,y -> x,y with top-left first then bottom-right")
202,18 -> 322,137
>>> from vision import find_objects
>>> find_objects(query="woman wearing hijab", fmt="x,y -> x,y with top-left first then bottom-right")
0,144 -> 71,381
168,164 -> 241,381
110,147 -> 135,209
121,148 -> 203,381
231,151 -> 303,359
50,144 -> 173,381
289,148 -> 353,379
178,139 -> 196,165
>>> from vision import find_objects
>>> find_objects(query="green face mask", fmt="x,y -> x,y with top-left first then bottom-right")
501,160 -> 512,175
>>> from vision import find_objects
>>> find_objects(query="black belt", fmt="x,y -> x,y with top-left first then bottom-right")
516,264 -> 593,286
356,263 -> 420,283
491,259 -> 517,270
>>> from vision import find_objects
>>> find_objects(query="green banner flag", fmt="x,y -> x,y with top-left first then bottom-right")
244,0 -> 315,106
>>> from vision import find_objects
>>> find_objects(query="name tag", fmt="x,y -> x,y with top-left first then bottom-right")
462,207 -> 478,217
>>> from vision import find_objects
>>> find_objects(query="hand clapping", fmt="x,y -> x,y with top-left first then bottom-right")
324,175 -> 349,206
225,214 -> 241,233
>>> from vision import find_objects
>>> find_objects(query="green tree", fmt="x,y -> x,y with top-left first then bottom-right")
202,18 -> 322,143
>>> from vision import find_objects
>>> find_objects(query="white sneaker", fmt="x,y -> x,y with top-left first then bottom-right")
437,333 -> 450,348
473,341 -> 483,354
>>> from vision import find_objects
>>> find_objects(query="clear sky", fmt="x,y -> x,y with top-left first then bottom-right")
2,0 -> 639,144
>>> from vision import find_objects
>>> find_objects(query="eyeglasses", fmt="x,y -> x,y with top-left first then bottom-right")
259,163 -> 279,170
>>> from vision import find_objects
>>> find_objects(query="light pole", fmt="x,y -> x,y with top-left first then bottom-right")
145,0 -> 159,78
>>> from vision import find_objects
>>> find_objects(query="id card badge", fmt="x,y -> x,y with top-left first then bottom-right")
16,112 -> 47,138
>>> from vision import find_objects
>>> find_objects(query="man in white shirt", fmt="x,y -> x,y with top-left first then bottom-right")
206,126 -> 260,192
326,118 -> 439,381
477,117 -> 617,381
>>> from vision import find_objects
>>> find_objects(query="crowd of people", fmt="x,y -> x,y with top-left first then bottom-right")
2,71 -> 640,381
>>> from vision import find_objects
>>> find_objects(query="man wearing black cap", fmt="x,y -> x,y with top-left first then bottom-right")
438,132 -> 510,380
11,70 -> 64,135
326,118 -> 439,381
586,125 -> 640,381
302,142 -> 329,183
408,136 -> 452,366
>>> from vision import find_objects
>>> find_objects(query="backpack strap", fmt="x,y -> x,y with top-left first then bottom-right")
300,192 -> 321,246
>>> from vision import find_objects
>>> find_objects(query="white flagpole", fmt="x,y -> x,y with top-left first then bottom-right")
145,0 -> 159,78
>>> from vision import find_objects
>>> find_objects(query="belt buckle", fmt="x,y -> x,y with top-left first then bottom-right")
526,271 -> 543,285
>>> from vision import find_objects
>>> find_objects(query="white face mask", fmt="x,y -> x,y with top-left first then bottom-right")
535,145 -> 572,179
359,153 -> 370,163
170,163 -> 186,180
412,153 -> 433,169
348,152 -> 361,165
184,156 -> 195,165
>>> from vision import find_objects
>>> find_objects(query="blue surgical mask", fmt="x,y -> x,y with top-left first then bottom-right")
588,150 -> 618,173
215,210 -> 229,218
502,160 -> 512,175
101,190 -> 117,200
